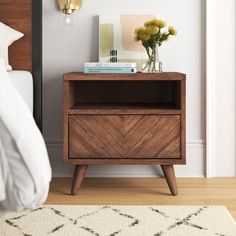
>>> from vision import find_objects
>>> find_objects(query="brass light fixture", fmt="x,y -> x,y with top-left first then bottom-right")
58,0 -> 82,31
58,0 -> 82,14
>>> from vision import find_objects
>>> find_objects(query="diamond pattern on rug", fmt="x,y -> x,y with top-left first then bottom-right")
0,206 -> 236,236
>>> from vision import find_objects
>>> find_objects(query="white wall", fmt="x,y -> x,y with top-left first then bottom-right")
206,0 -> 236,177
215,0 -> 236,176
43,0 -> 206,177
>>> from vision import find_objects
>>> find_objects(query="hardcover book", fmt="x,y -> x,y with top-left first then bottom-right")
84,67 -> 137,74
85,62 -> 137,68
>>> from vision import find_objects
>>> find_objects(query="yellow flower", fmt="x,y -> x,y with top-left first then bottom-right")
135,27 -> 145,35
146,25 -> 159,35
135,27 -> 151,42
144,20 -> 153,28
140,31 -> 151,42
134,27 -> 145,41
151,18 -> 166,28
168,26 -> 177,35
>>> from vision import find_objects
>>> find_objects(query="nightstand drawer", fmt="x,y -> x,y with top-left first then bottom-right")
69,115 -> 181,159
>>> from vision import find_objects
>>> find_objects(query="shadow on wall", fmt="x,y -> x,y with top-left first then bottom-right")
43,75 -> 63,140
54,0 -> 58,10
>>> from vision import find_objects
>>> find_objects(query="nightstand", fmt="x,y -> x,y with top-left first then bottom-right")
63,72 -> 186,196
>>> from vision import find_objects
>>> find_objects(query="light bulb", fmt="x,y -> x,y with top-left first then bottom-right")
64,15 -> 72,26
59,12 -> 79,32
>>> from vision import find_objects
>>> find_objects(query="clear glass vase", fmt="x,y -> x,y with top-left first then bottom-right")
141,45 -> 163,73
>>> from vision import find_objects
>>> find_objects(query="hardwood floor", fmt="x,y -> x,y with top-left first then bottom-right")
46,177 -> 236,220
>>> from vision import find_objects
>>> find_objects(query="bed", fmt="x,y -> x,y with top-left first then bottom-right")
0,0 -> 42,129
8,71 -> 33,113
0,0 -> 51,214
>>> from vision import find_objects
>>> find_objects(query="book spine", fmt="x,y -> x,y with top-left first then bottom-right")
84,67 -> 137,74
85,63 -> 137,68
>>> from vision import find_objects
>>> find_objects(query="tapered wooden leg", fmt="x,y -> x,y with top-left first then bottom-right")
71,165 -> 88,195
161,165 -> 178,196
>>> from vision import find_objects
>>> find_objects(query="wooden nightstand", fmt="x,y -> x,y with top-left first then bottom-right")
63,72 -> 186,196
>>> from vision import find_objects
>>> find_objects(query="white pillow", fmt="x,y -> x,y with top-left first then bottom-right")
0,22 -> 24,71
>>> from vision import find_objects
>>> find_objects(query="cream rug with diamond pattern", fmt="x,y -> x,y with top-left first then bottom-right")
1,205 -> 236,236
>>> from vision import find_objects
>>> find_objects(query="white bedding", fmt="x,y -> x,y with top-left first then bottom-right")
8,71 -> 33,113
0,59 -> 51,215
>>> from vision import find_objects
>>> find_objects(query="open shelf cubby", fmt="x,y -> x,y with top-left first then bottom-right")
67,80 -> 182,115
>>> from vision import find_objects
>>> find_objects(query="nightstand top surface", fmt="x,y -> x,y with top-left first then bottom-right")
64,72 -> 186,81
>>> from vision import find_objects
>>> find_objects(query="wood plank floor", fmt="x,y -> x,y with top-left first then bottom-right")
46,177 -> 236,220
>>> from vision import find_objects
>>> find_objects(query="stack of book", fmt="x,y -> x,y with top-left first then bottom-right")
84,62 -> 137,74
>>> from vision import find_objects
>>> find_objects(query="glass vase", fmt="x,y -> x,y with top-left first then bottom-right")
141,45 -> 162,73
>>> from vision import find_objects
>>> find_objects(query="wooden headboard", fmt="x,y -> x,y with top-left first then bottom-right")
0,0 -> 42,130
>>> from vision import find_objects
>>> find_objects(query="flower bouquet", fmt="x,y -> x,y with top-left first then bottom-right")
135,18 -> 177,73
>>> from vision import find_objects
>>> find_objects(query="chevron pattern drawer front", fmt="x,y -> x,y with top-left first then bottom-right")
63,72 -> 186,195
69,115 -> 181,159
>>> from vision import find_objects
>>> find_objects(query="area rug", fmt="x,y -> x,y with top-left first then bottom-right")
0,205 -> 236,236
